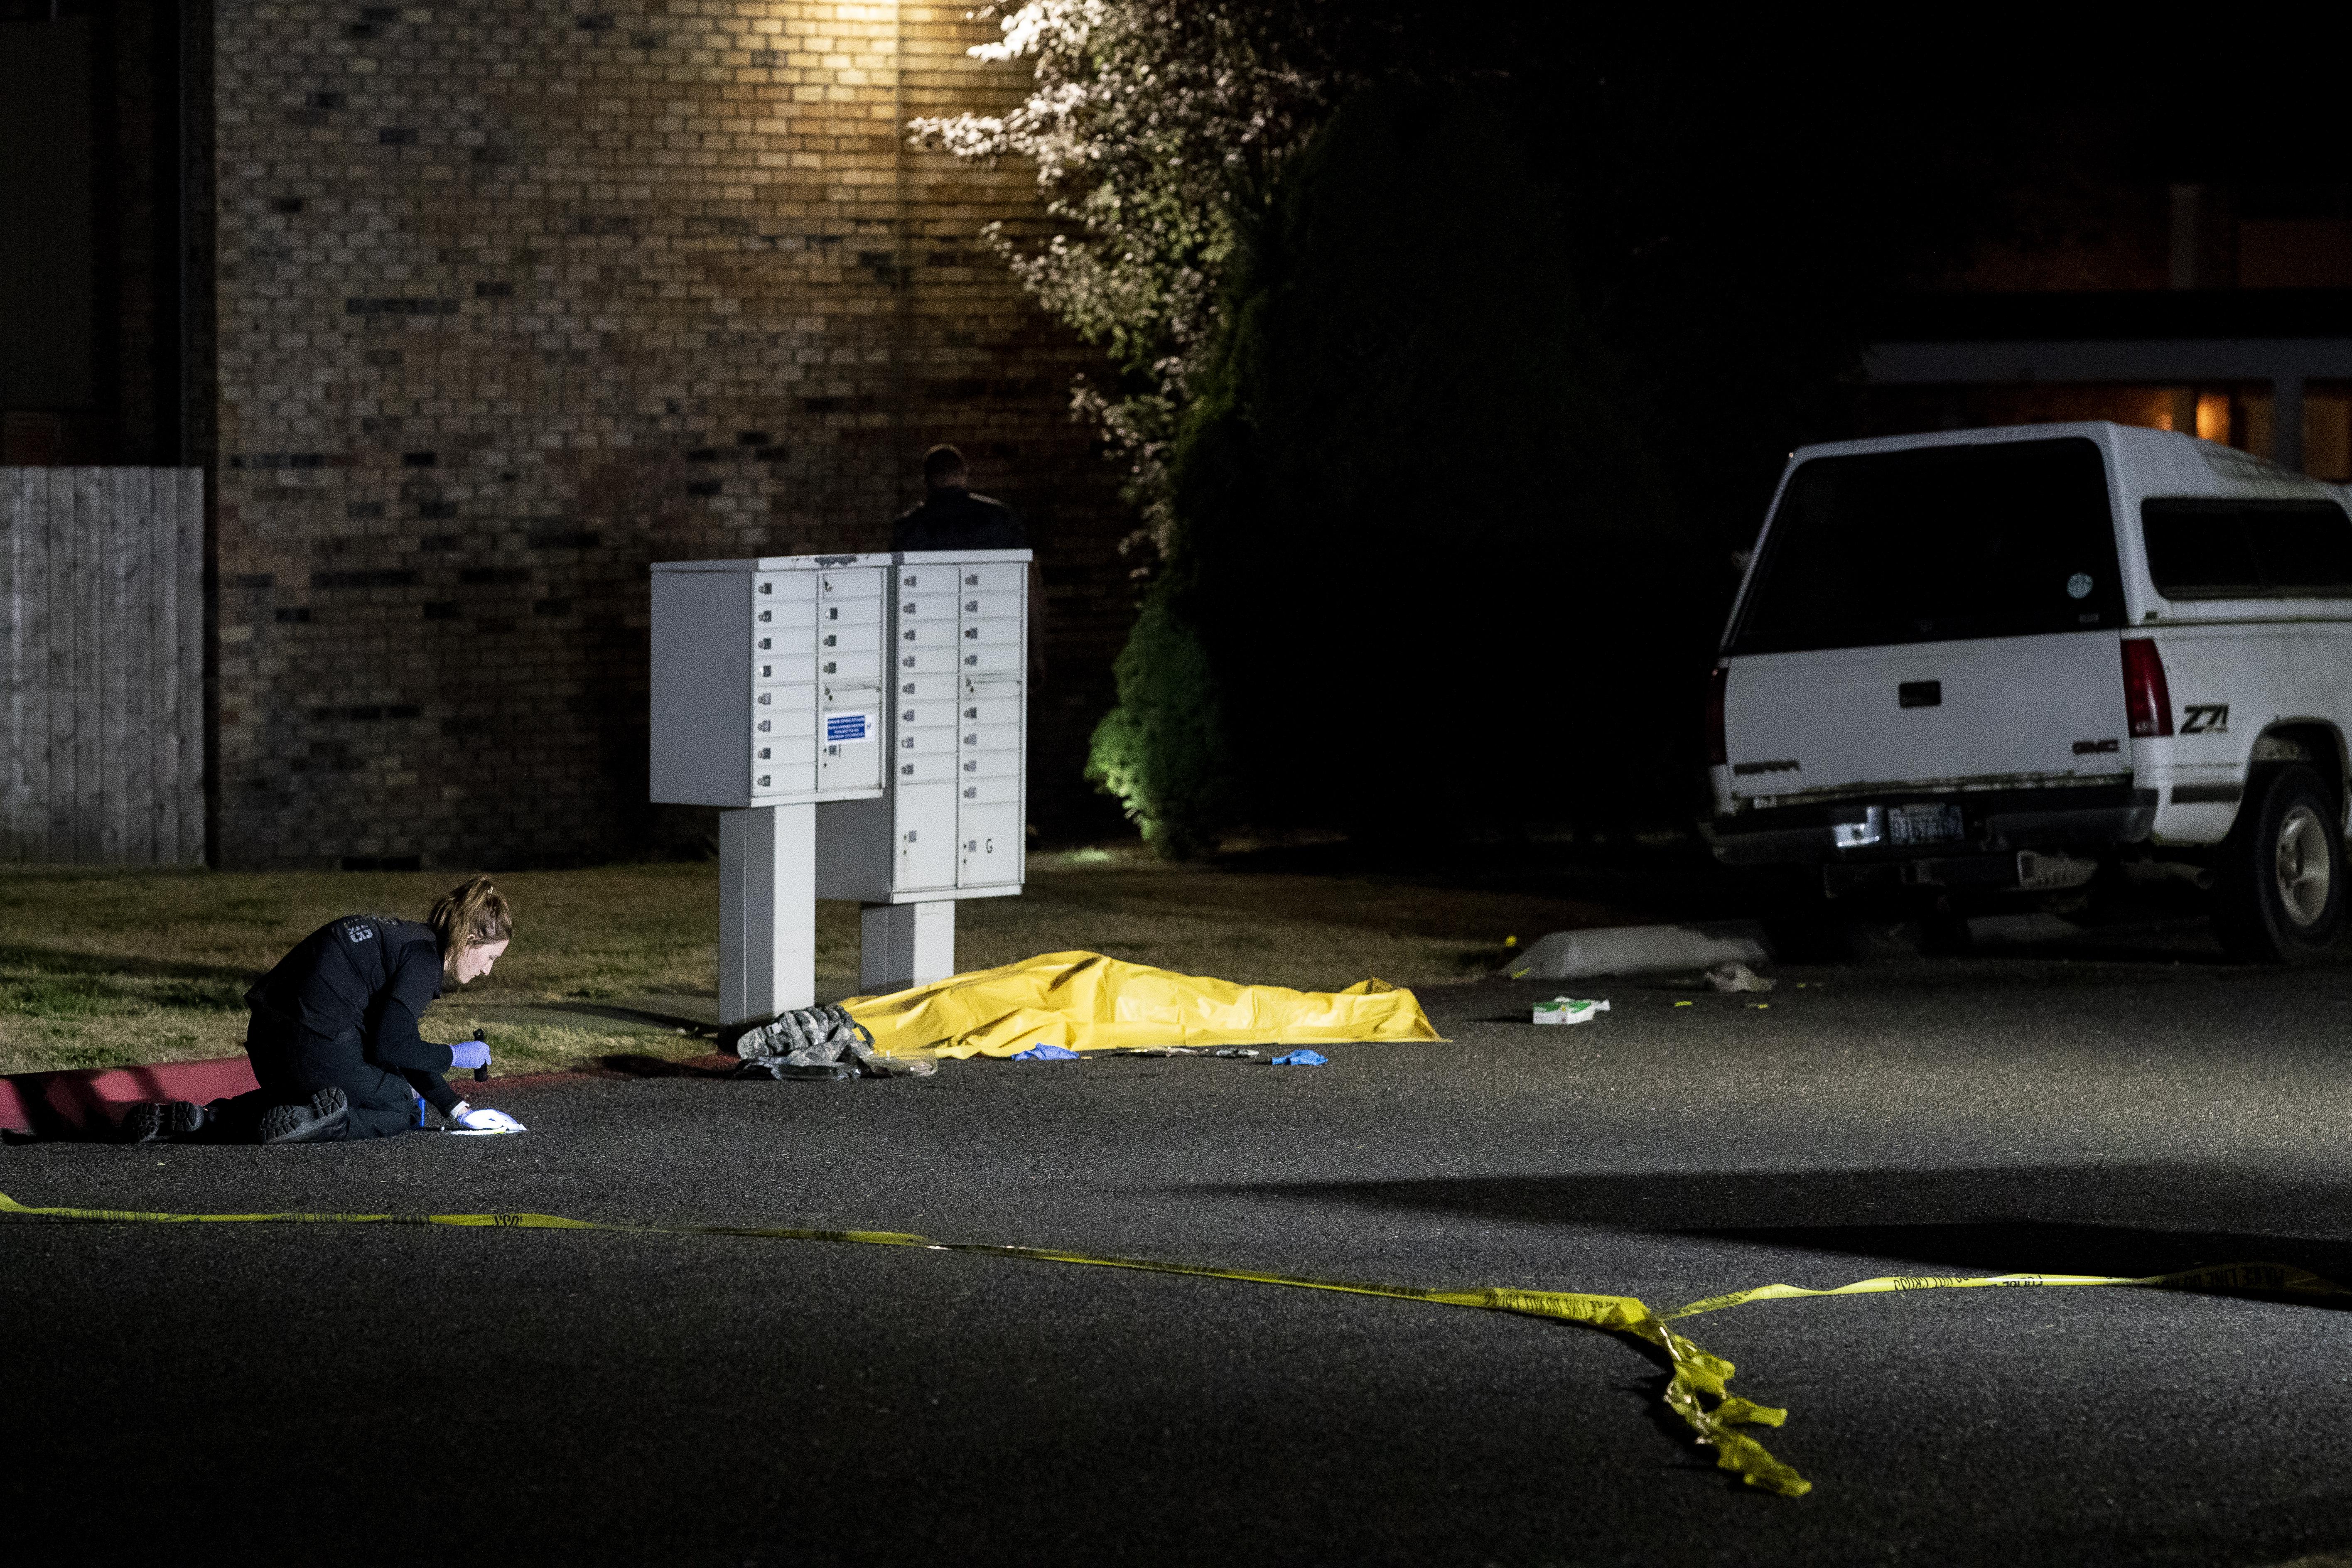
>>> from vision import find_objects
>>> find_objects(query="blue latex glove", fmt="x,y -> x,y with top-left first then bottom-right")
1271,1049 -> 1328,1067
1011,1043 -> 1080,1061
448,1040 -> 491,1071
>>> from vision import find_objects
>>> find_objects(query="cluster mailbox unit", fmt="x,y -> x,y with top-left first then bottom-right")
649,550 -> 1029,1026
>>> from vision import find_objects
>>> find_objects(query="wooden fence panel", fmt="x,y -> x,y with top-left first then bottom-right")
1,472 -> 37,860
72,466 -> 104,864
102,468 -> 131,863
154,471 -> 183,864
0,467 -> 206,865
44,468 -> 77,863
25,471 -> 49,859
119,467 -> 156,864
175,468 -> 204,861
23,469 -> 52,863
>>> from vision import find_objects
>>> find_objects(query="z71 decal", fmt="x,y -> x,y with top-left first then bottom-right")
2180,704 -> 2230,735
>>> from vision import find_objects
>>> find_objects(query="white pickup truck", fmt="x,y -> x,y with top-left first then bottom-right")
1704,421 -> 2352,960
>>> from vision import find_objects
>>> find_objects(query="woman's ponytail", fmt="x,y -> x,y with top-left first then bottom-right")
428,874 -> 513,956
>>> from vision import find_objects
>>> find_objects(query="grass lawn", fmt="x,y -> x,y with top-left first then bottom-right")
0,844 -> 1650,1078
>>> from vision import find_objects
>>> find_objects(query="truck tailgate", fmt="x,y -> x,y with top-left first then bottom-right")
1725,631 -> 2130,799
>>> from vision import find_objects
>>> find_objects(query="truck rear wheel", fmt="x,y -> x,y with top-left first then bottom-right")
2213,763 -> 2346,962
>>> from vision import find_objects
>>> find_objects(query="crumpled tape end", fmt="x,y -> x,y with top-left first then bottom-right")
1712,1428 -> 1814,1497
1660,1330 -> 1737,1396
1478,1283 -> 1813,1496
1712,1396 -> 1789,1428
1666,1377 -> 1812,1497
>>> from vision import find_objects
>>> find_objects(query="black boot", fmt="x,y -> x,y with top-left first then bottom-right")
119,1101 -> 211,1144
256,1087 -> 350,1145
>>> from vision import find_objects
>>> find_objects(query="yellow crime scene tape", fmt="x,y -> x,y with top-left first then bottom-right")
4,1188 -> 2345,1499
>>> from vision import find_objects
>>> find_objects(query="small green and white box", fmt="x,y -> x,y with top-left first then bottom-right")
1532,997 -> 1609,1026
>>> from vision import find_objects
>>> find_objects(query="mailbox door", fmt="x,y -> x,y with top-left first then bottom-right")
894,783 -> 956,892
958,804 -> 1021,887
816,688 -> 881,793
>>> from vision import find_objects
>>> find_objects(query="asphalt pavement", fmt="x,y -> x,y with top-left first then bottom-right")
7,932 -> 2352,1566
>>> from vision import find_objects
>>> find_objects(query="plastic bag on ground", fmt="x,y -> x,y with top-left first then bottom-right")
843,951 -> 1444,1060
733,1004 -> 918,1079
1706,963 -> 1775,994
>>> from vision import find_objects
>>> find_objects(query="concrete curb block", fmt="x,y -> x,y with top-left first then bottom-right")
1497,921 -> 1772,981
1,1058 -> 261,1137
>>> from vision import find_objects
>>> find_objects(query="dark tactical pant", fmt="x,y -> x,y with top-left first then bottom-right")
212,1010 -> 422,1141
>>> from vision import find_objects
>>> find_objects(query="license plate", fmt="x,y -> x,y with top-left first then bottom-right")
1888,803 -> 1964,845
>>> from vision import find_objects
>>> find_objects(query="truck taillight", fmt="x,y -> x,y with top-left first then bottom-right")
1706,665 -> 1729,766
2121,639 -> 2173,739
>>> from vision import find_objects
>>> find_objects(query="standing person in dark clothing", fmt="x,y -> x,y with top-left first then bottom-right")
120,875 -> 526,1145
891,444 -> 1046,677
891,444 -> 1029,552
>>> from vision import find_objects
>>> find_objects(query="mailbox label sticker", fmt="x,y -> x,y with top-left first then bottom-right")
823,710 -> 873,744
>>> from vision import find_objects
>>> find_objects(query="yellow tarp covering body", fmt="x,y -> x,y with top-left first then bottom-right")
842,950 -> 1444,1059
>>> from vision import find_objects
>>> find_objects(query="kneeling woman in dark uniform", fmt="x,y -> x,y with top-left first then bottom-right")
123,875 -> 525,1144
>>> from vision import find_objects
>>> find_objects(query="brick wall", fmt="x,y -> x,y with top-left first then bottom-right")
211,0 -> 1130,868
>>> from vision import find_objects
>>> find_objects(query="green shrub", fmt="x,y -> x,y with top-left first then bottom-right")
1085,566 -> 1234,859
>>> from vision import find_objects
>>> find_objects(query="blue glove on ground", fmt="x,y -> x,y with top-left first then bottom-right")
448,1040 -> 491,1071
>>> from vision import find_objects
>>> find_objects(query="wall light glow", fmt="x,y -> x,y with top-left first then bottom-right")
2195,392 -> 2231,442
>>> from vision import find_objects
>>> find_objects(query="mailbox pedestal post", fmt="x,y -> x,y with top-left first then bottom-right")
719,803 -> 817,1025
858,899 -> 955,995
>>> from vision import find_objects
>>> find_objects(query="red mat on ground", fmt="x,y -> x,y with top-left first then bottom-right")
0,1057 -> 259,1136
